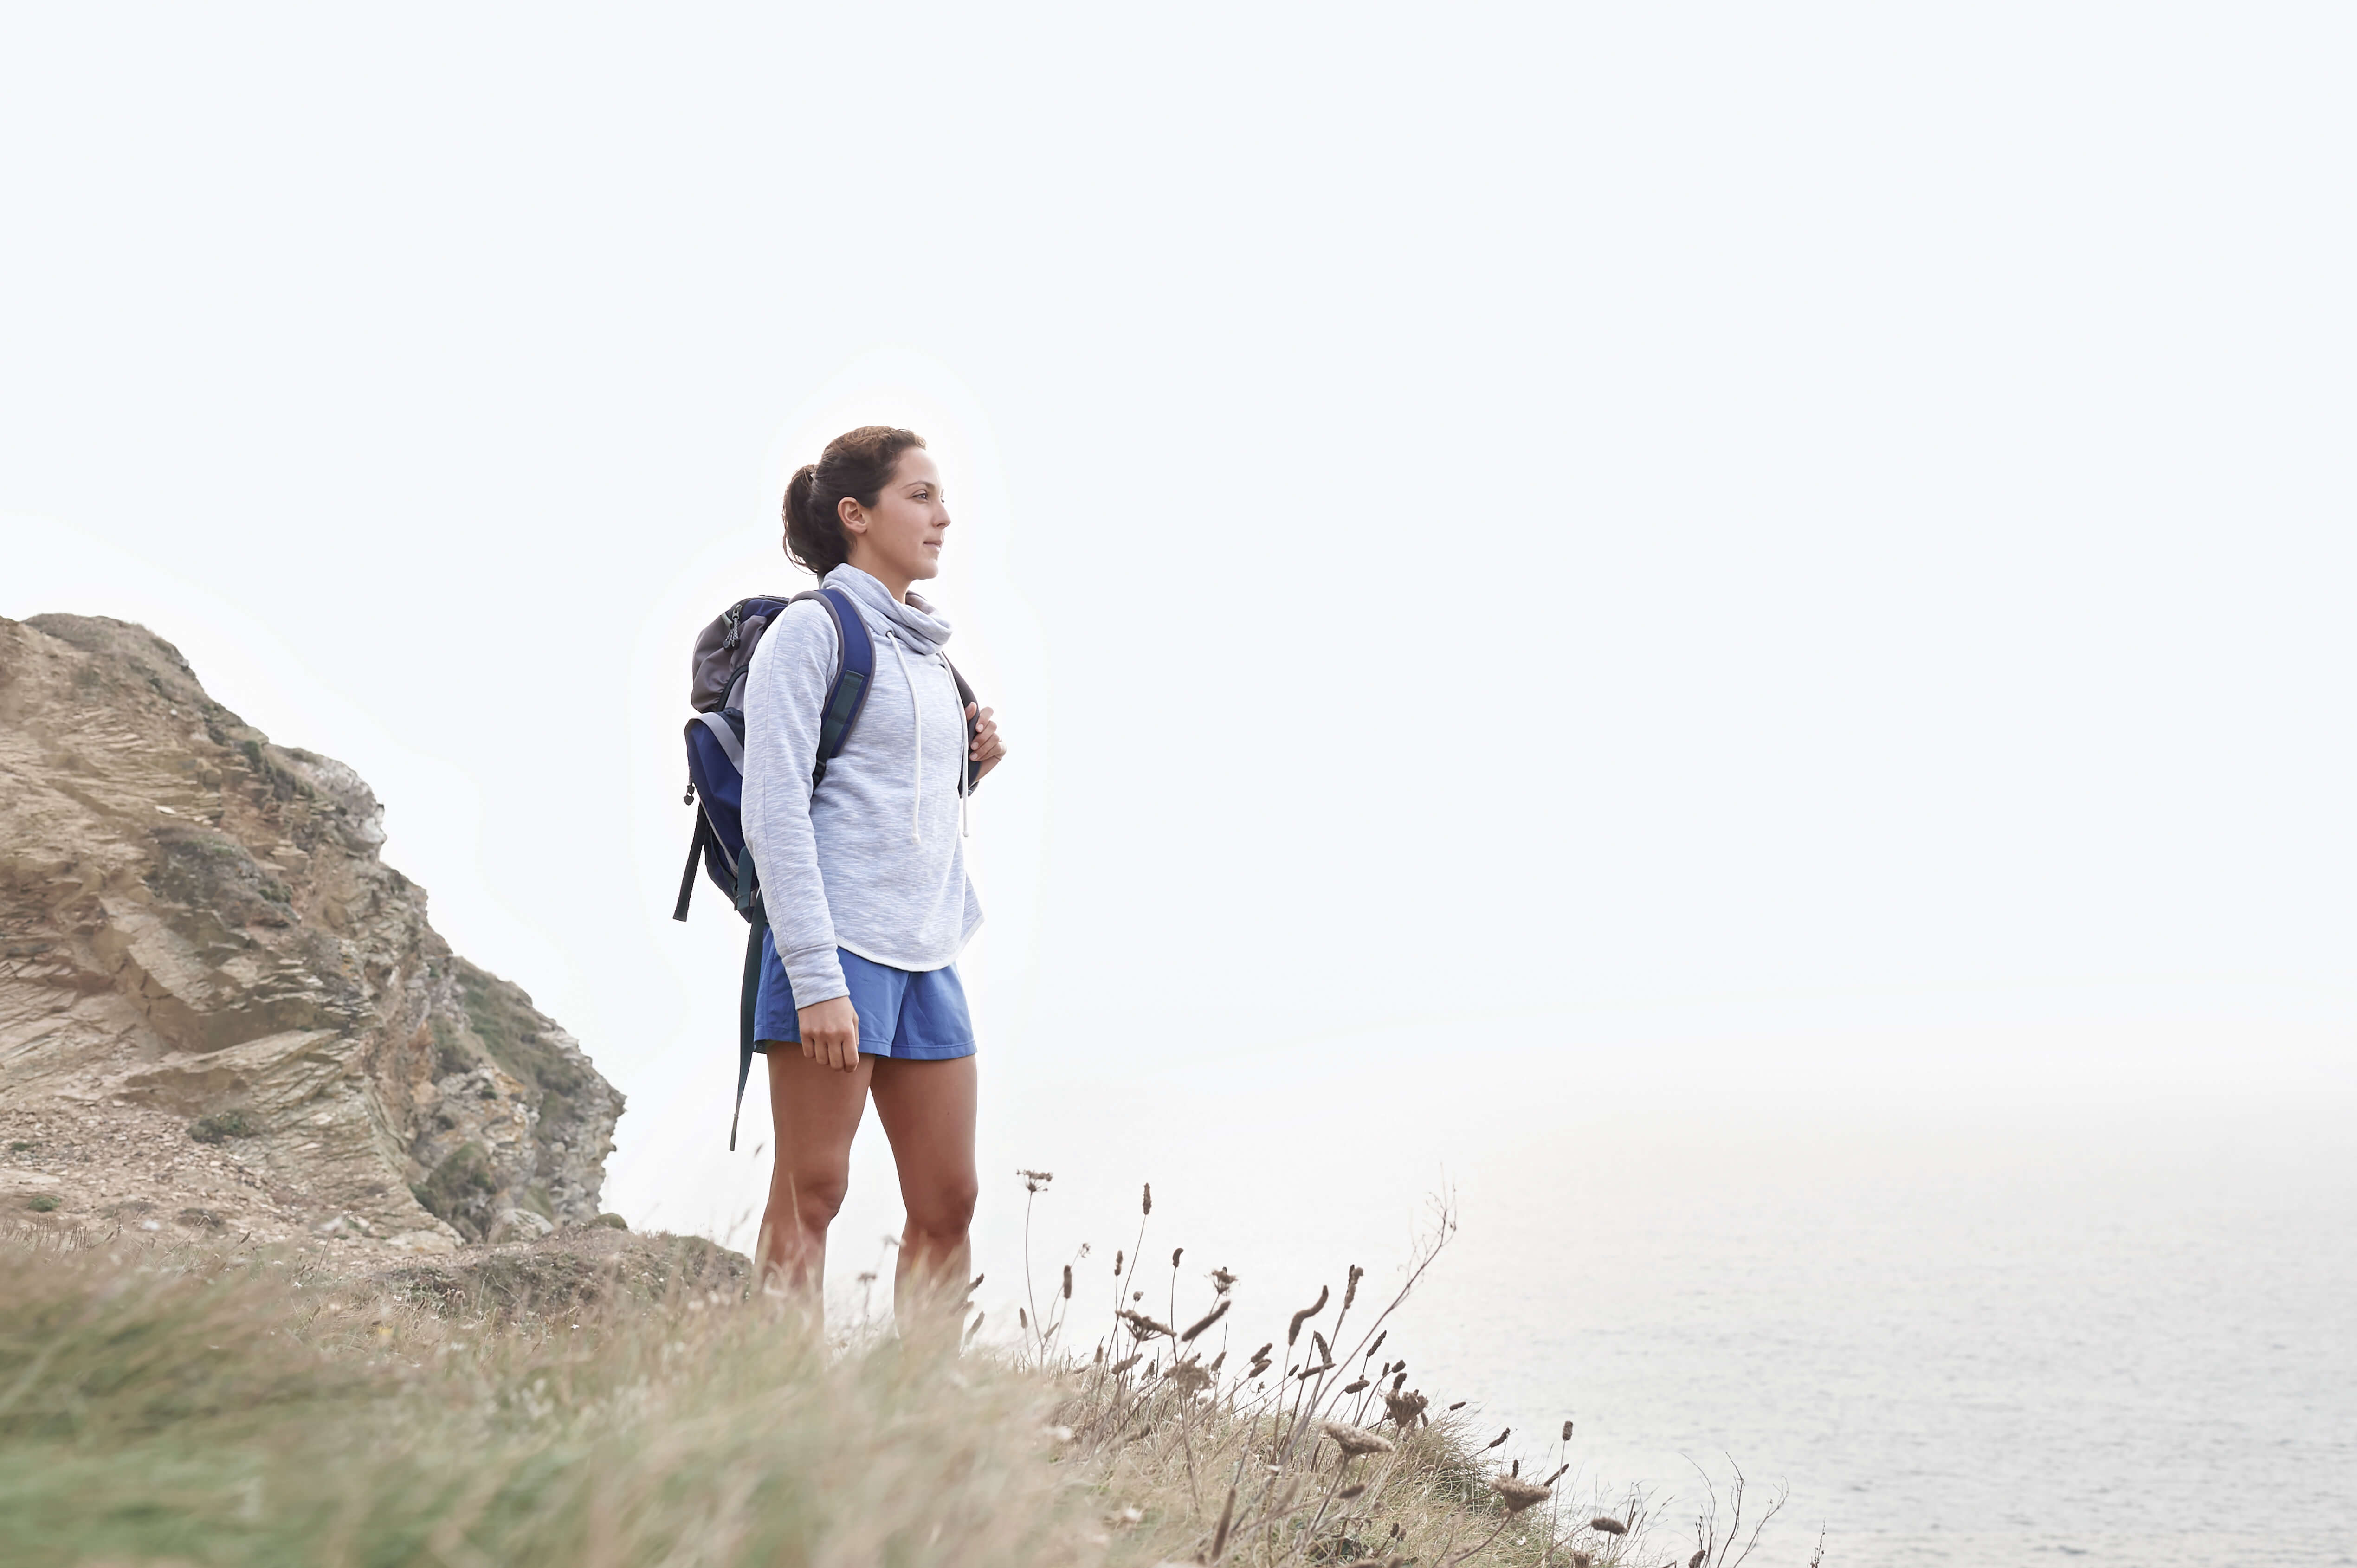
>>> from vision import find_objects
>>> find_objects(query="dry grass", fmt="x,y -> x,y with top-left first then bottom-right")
0,1226 -> 1093,1566
0,1182 -> 1788,1568
1004,1186 -> 1696,1568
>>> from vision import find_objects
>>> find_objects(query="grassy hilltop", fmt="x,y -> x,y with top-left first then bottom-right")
0,1196 -> 1785,1568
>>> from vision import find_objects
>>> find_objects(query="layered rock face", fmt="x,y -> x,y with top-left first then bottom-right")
0,614 -> 621,1252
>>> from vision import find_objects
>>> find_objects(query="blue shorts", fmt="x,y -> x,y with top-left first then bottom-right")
752,933 -> 975,1062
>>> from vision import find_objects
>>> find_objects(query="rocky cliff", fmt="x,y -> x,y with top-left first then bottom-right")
0,614 -> 621,1252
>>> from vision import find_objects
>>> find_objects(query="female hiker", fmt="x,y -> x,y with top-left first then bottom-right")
738,425 -> 1005,1326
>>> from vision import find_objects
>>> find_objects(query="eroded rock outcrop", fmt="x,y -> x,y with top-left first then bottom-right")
0,613 -> 621,1252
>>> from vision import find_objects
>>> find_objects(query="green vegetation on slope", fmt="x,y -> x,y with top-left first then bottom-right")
0,1206 -> 1784,1568
0,1231 -> 1087,1567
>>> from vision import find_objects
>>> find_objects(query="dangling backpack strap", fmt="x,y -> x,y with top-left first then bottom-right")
729,846 -> 768,1151
672,812 -> 710,923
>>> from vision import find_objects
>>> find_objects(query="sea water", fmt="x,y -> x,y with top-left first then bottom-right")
814,1021 -> 2356,1567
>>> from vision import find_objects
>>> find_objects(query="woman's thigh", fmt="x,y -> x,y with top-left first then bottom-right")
763,1046 -> 873,1197
867,1055 -> 978,1222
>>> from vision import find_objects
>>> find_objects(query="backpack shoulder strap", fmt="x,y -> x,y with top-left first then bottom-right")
786,587 -> 876,789
944,658 -> 981,794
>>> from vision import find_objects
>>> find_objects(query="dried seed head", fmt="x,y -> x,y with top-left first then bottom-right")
1494,1476 -> 1551,1514
1383,1388 -> 1428,1429
1164,1360 -> 1214,1396
967,1274 -> 984,1296
1018,1308 -> 1029,1329
1062,1265 -> 1073,1300
1391,1371 -> 1406,1393
1180,1297 -> 1231,1342
1211,1267 -> 1237,1295
1093,1343 -> 1105,1365
1485,1427 -> 1511,1450
1312,1330 -> 1332,1363
1589,1517 -> 1628,1536
1114,1251 -> 1123,1277
1108,1352 -> 1143,1374
1287,1285 -> 1330,1347
1544,1464 -> 1569,1486
1690,1553 -> 1706,1568
1120,1309 -> 1173,1340
1343,1263 -> 1363,1311
1131,1290 -> 1144,1302
1448,1400 -> 1467,1412
1570,1553 -> 1594,1568
1511,1459 -> 1520,1477
1208,1350 -> 1227,1374
1017,1168 -> 1054,1192
1343,1378 -> 1369,1394
1141,1182 -> 1152,1215
1562,1419 -> 1574,1442
1171,1246 -> 1183,1268
1320,1420 -> 1396,1457
1365,1329 -> 1386,1359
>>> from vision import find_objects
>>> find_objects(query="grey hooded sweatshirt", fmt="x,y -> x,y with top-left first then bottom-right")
739,564 -> 983,1009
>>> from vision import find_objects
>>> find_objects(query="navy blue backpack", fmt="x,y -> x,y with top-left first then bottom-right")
674,587 -> 977,1146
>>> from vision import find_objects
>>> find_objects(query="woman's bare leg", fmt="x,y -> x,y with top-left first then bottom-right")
759,1046 -> 873,1305
867,1054 -> 978,1332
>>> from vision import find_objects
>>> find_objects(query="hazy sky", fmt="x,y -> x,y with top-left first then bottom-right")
5,4 -> 2352,1245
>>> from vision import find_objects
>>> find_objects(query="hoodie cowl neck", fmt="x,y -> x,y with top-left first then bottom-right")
823,564 -> 954,659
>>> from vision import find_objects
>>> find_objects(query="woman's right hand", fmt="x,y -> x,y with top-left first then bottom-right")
797,996 -> 863,1073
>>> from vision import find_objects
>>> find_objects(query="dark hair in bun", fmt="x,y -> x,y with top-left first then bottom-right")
782,426 -> 927,578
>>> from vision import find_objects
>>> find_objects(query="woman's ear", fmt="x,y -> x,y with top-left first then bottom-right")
837,495 -> 866,535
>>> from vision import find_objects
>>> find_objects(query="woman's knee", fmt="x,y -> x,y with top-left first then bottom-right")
774,1166 -> 851,1227
908,1173 -> 977,1238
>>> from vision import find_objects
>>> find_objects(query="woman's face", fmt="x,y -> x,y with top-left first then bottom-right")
842,448 -> 950,588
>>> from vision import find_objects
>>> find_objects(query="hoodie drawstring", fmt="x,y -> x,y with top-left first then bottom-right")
885,629 -> 969,845
888,634 -> 923,844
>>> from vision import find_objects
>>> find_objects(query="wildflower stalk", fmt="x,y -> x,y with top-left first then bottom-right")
1167,1244 -> 1181,1361
1016,1171 -> 1049,1359
1111,1181 -> 1150,1325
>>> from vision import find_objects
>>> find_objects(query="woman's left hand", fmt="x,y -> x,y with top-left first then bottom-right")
967,703 -> 1006,781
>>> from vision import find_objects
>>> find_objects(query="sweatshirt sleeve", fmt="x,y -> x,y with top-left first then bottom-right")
739,601 -> 848,1008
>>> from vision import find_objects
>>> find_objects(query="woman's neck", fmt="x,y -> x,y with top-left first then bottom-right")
843,550 -> 911,603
